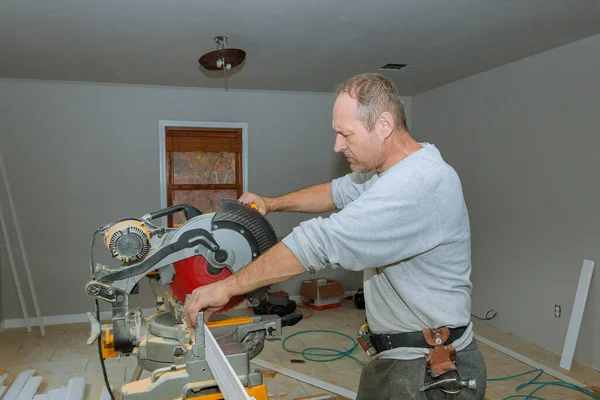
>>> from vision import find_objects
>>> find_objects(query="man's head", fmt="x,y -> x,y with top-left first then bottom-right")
332,73 -> 408,173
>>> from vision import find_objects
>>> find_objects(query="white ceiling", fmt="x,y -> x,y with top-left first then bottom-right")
1,0 -> 599,95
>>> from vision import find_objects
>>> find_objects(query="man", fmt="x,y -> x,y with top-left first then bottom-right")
184,73 -> 487,399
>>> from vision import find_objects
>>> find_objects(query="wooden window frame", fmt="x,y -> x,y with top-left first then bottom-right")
165,126 -> 243,227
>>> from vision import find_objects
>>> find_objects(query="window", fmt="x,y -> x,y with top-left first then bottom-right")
165,126 -> 243,227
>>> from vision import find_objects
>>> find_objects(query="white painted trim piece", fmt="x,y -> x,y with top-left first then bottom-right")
65,377 -> 85,400
204,325 -> 255,400
158,120 -> 249,220
251,358 -> 358,400
0,187 -> 31,332
4,370 -> 35,400
2,308 -> 156,329
0,386 -> 7,400
15,376 -> 42,400
474,334 -> 585,387
32,395 -> 48,400
560,259 -> 595,371
46,388 -> 64,400
0,149 -> 45,336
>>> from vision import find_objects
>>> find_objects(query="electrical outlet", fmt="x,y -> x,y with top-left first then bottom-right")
554,305 -> 561,318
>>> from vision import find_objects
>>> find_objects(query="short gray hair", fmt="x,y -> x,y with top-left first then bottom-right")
335,73 -> 407,132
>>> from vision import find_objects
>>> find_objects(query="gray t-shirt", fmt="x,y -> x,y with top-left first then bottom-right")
281,143 -> 474,360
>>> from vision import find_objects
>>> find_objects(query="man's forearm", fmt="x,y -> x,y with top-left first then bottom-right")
266,182 -> 336,214
222,242 -> 306,297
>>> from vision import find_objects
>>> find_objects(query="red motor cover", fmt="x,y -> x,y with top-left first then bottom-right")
170,255 -> 245,311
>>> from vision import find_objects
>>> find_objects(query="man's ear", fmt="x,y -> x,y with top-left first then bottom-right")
377,112 -> 395,139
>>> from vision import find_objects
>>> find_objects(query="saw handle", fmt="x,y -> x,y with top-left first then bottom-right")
144,204 -> 202,221
280,312 -> 303,327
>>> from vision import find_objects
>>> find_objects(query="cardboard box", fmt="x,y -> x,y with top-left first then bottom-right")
300,278 -> 345,310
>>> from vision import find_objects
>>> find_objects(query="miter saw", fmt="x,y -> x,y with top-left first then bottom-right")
85,199 -> 302,400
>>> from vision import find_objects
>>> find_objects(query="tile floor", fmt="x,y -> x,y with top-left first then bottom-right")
0,299 -> 597,399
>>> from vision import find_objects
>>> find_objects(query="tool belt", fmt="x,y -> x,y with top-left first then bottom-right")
369,326 -> 466,378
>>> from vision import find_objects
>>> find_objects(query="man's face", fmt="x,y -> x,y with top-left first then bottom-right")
332,92 -> 386,173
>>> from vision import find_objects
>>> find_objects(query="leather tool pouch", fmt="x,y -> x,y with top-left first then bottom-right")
423,327 -> 457,378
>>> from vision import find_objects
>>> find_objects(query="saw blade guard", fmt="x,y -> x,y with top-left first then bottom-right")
169,199 -> 278,308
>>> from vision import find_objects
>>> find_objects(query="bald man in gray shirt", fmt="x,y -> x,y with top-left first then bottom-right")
185,73 -> 487,399
283,141 -> 475,360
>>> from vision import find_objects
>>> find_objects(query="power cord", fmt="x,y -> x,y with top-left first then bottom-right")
281,329 -> 365,366
296,305 -> 314,319
95,299 -> 115,400
280,329 -> 598,400
471,309 -> 497,321
90,227 -> 116,400
488,368 -> 599,399
469,309 -> 596,398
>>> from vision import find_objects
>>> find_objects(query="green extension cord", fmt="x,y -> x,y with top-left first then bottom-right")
282,330 -> 599,400
488,368 -> 599,400
281,329 -> 365,367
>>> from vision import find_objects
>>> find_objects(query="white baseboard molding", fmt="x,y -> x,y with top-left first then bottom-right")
289,295 -> 303,303
474,333 -> 587,388
1,308 -> 157,329
252,358 -> 357,399
289,291 -> 357,303
1,291 -> 360,330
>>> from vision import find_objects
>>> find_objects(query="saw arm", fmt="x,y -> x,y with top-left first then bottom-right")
88,227 -> 220,294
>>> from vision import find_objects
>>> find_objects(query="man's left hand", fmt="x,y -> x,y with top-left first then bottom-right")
184,281 -> 231,328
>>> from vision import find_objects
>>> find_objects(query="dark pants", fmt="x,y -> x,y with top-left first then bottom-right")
356,340 -> 487,400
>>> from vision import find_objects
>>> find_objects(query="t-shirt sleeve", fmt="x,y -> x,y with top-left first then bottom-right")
282,173 -> 445,272
331,171 -> 376,209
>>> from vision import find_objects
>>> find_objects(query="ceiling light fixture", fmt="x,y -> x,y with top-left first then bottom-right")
198,36 -> 246,91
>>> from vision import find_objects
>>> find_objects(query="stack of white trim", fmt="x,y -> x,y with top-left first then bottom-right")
0,371 -> 84,400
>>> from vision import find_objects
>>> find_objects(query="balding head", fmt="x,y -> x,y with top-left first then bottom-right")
335,73 -> 408,133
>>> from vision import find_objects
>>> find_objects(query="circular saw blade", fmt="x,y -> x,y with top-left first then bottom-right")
169,199 -> 279,310
170,254 -> 246,310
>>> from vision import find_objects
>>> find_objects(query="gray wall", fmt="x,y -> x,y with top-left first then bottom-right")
412,34 -> 600,370
0,78 -> 410,319
0,227 -> 3,325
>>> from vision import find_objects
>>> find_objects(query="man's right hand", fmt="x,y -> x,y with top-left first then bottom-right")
239,192 -> 269,215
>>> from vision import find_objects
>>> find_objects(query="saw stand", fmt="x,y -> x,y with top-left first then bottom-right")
419,370 -> 477,399
118,308 -> 284,400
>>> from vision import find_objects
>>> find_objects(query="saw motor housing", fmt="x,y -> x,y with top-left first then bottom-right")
104,220 -> 151,263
